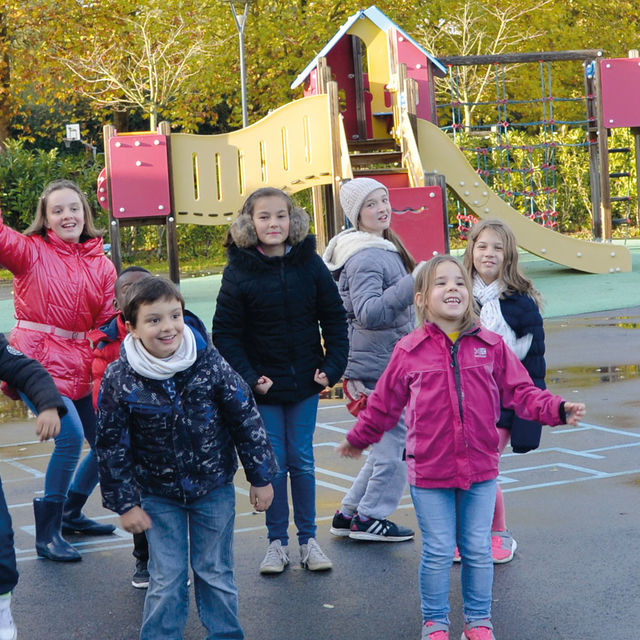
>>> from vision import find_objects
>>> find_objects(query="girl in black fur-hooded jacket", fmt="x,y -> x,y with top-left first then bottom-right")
212,187 -> 348,575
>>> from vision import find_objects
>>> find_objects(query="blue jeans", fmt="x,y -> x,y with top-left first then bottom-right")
140,484 -> 242,640
410,479 -> 497,626
20,393 -> 99,501
258,394 -> 319,545
0,476 -> 18,594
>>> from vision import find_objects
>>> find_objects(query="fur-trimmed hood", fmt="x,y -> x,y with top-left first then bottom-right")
229,205 -> 309,248
322,228 -> 399,273
227,234 -> 317,273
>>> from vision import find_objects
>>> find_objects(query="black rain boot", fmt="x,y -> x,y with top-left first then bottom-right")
62,491 -> 116,536
33,497 -> 82,562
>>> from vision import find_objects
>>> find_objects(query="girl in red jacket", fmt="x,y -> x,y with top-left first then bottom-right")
0,179 -> 117,562
338,256 -> 585,640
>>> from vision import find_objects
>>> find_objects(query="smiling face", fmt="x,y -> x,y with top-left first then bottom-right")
357,188 -> 391,236
417,260 -> 470,333
252,195 -> 290,256
472,228 -> 505,285
44,187 -> 86,243
127,296 -> 184,359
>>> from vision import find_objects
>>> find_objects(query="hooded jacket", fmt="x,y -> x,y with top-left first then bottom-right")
0,215 -> 116,400
323,228 -> 414,386
95,311 -> 278,514
346,323 -> 565,490
213,231 -> 348,405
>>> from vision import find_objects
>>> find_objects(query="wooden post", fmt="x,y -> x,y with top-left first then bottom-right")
584,59 -> 601,238
327,80 -> 343,239
351,36 -> 367,140
424,173 -> 450,254
594,59 -> 612,240
102,124 -> 122,274
157,121 -> 180,285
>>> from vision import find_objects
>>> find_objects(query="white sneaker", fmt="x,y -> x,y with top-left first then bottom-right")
259,540 -> 289,574
0,593 -> 16,640
300,538 -> 332,571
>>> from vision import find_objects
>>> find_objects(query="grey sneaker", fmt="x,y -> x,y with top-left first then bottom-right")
259,540 -> 289,574
0,593 -> 16,640
300,538 -> 332,571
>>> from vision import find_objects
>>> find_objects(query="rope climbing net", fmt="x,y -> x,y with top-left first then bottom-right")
436,54 -> 597,239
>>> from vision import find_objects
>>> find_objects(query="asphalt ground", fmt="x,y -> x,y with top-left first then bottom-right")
0,302 -> 638,639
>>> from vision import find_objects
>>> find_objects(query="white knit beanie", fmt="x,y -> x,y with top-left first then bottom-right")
339,178 -> 389,229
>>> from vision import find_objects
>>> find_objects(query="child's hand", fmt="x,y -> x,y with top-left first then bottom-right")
254,376 -> 273,395
314,369 -> 329,387
250,484 -> 274,512
336,439 -> 363,459
35,408 -> 61,441
120,506 -> 152,534
564,402 -> 586,426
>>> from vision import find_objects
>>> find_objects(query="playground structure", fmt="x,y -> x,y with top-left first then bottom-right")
99,5 -> 632,280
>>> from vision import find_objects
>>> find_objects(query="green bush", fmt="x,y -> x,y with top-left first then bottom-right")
0,140 -> 106,231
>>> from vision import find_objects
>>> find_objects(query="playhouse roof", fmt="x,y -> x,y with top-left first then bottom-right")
291,5 -> 447,89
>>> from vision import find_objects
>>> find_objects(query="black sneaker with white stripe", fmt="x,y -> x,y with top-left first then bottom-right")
348,514 -> 414,542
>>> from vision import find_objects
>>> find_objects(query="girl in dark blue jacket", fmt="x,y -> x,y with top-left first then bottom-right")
213,187 -> 348,575
463,219 -> 546,564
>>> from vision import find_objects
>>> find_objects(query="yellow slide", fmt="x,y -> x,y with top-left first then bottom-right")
415,118 -> 631,274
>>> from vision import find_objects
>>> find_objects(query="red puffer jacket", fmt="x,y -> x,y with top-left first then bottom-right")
0,215 -> 117,400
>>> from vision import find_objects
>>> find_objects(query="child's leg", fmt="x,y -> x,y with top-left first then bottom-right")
257,404 -> 290,545
139,494 -> 189,640
189,484 -> 243,640
457,479 -> 497,623
20,393 -> 83,501
409,485 -> 456,626
283,394 -> 318,544
68,395 -> 99,496
491,428 -> 511,532
353,414 -> 408,521
0,477 -> 18,595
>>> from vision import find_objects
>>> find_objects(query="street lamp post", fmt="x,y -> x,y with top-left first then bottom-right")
228,1 -> 252,128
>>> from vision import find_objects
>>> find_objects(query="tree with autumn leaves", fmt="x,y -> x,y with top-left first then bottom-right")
1,0 -> 640,147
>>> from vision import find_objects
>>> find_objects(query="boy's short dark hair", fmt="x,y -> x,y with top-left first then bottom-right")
115,266 -> 151,296
124,277 -> 185,327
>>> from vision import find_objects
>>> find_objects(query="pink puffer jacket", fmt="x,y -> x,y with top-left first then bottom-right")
0,215 -> 116,399
347,323 -> 565,490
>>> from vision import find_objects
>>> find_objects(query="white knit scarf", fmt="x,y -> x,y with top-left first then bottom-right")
473,275 -> 532,361
123,324 -> 197,380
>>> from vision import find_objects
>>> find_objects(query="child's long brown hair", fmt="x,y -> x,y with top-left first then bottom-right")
381,227 -> 416,274
414,256 -> 477,331
462,218 -> 543,309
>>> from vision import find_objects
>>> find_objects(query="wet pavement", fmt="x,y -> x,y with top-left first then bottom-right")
1,308 -> 639,639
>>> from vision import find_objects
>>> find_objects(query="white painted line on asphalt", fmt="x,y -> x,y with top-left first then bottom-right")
503,467 -> 640,493
3,460 -> 44,478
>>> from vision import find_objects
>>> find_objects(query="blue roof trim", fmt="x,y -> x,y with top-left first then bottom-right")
290,5 -> 446,90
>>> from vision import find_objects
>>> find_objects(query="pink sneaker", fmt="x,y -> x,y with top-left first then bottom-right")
422,621 -> 449,639
460,620 -> 496,640
491,530 -> 517,563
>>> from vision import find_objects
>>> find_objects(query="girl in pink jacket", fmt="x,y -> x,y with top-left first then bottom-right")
0,180 -> 117,562
338,255 -> 585,640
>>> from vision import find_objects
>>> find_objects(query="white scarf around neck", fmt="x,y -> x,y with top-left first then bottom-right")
123,324 -> 198,380
473,275 -> 533,361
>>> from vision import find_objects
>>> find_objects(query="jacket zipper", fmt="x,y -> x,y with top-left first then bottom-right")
450,340 -> 464,426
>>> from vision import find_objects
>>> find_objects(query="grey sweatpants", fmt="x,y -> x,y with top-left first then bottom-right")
341,413 -> 408,520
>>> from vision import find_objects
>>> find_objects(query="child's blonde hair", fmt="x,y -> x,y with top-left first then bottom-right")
462,218 -> 543,308
414,255 -> 477,331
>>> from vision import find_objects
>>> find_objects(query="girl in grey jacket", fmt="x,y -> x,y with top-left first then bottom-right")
323,177 -> 420,542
